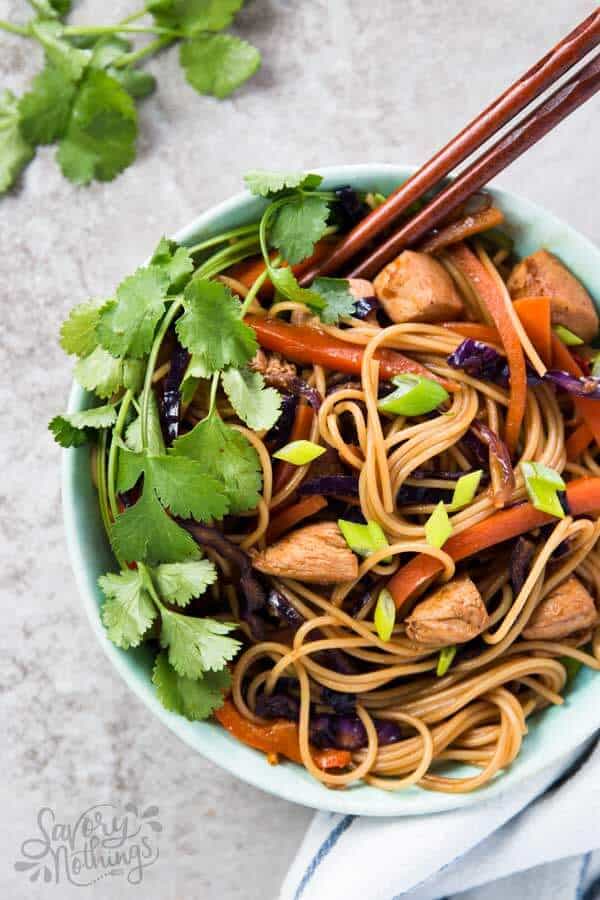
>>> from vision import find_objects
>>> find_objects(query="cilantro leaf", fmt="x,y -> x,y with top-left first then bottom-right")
96,266 -> 170,358
269,266 -> 325,311
107,67 -> 157,101
28,0 -> 72,19
150,237 -> 194,293
312,277 -> 356,324
180,34 -> 261,99
152,650 -> 230,720
269,194 -> 330,264
152,559 -> 217,606
176,278 -> 257,373
49,404 -> 117,447
172,409 -> 261,514
146,455 -> 229,522
116,446 -> 144,493
109,465 -> 199,564
150,0 -> 244,35
74,346 -> 125,398
159,608 -> 240,678
31,21 -> 91,81
222,367 -> 281,431
99,568 -> 157,649
89,36 -> 132,70
244,169 -> 323,198
59,299 -> 104,356
0,90 -> 35,194
56,69 -> 137,185
18,65 -> 77,145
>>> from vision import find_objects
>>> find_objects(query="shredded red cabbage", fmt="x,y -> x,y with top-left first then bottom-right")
544,370 -> 600,399
298,475 -> 360,498
470,419 -> 515,506
310,714 -> 402,750
161,342 -> 190,444
510,536 -> 535,595
182,522 -> 267,638
353,296 -> 379,319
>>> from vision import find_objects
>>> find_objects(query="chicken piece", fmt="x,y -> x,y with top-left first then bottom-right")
522,576 -> 597,640
405,576 -> 488,646
252,522 -> 359,584
507,249 -> 598,343
348,278 -> 375,299
373,250 -> 464,324
250,349 -> 296,389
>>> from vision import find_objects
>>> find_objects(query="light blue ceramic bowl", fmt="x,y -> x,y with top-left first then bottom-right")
63,165 -> 600,816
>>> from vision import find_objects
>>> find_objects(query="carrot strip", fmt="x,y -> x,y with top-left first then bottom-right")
266,495 -> 328,543
214,699 -> 351,771
229,239 -> 336,299
551,333 -> 600,449
387,476 -> 600,610
419,206 -> 504,254
566,422 -> 594,460
272,402 -> 314,495
247,316 -> 457,389
442,322 -> 501,344
513,296 -> 552,367
446,244 -> 526,453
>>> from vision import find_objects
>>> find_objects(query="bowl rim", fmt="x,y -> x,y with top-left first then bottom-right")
63,163 -> 600,816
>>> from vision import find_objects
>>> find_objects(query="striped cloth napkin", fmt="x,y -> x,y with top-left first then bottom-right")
280,735 -> 600,900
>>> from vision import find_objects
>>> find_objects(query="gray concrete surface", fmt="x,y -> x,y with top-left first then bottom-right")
1,0 -> 598,898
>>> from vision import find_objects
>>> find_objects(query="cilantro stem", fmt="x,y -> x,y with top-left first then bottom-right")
196,235 -> 260,278
63,24 -> 178,37
239,253 -> 280,317
97,429 -> 112,539
107,390 -> 134,519
112,35 -> 174,69
0,19 -> 29,36
187,224 -> 260,256
119,9 -> 148,25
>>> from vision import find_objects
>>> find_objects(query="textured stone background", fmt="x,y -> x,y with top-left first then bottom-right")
1,0 -> 598,897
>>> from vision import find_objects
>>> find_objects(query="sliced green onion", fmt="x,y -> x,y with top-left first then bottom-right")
338,519 -> 390,561
436,645 -> 457,677
521,461 -> 566,519
365,191 -> 387,209
377,375 -> 449,417
553,324 -> 584,346
425,501 -> 453,548
374,588 -> 396,641
561,656 -> 583,685
273,440 -> 326,465
591,353 -> 600,378
447,470 -> 483,512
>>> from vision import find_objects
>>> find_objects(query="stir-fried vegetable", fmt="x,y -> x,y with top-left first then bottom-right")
377,374 -> 449,417
273,439 -> 326,465
436,646 -> 457,676
424,501 -> 453,548
374,588 -> 396,641
521,461 -> 566,519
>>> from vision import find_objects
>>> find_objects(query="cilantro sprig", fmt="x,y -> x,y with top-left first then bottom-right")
0,1 -> 261,194
52,168 -> 366,722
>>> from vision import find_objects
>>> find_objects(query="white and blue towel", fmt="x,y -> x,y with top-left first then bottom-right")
280,735 -> 600,900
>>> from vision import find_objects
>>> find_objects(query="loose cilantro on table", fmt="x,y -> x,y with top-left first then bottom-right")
51,168 -> 368,721
0,1 -> 262,194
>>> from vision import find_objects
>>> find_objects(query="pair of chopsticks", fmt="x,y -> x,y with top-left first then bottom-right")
299,9 -> 600,283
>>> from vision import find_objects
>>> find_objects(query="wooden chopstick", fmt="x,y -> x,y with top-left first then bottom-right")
350,51 -> 600,278
299,9 -> 600,284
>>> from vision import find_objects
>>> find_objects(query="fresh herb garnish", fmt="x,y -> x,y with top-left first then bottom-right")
0,1 -> 261,193
52,168 -> 366,722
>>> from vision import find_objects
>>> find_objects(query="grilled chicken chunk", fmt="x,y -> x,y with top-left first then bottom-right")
252,522 -> 358,584
405,576 -> 488,646
522,576 -> 597,640
373,250 -> 464,324
507,249 -> 598,343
